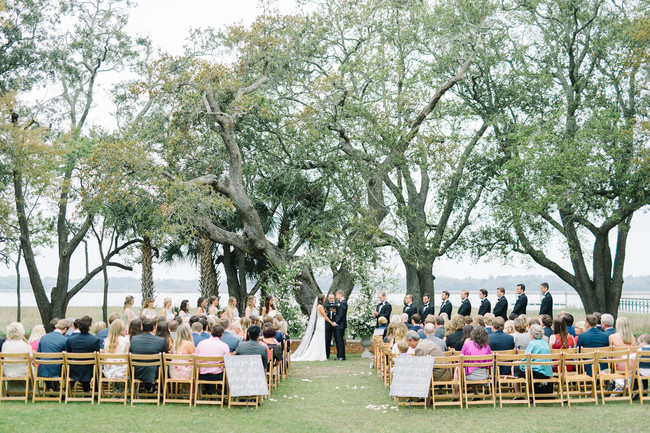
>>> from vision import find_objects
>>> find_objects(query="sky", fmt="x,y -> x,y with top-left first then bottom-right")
2,0 -> 648,282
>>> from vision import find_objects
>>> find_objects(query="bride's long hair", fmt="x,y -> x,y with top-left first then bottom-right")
317,294 -> 325,305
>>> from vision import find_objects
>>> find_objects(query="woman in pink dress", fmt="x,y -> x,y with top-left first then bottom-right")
169,324 -> 195,380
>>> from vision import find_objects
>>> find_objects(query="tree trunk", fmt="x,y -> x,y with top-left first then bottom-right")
222,244 -> 247,309
101,265 -> 109,324
141,237 -> 155,306
15,250 -> 21,323
199,236 -> 219,298
329,265 -> 355,298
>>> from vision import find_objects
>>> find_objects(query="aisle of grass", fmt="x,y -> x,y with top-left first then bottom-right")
0,355 -> 647,433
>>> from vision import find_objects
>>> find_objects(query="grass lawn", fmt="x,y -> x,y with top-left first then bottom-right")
0,355 -> 647,433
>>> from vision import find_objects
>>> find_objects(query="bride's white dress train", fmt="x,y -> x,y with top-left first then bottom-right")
291,299 -> 327,362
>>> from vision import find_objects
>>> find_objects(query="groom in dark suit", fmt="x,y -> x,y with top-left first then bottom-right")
333,290 -> 347,361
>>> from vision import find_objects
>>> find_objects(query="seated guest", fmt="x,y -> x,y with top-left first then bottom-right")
514,324 -> 552,393
484,313 -> 495,334
577,314 -> 610,376
103,319 -> 129,380
155,320 -> 173,352
539,315 -> 553,338
130,318 -> 169,391
423,323 -> 446,352
593,312 -> 603,331
235,325 -> 268,369
2,322 -> 32,392
460,326 -> 492,381
561,312 -> 576,337
168,319 -> 179,341
240,317 -> 251,337
410,314 -> 423,334
463,316 -> 474,326
65,316 -> 100,392
400,313 -> 412,330
609,317 -> 637,374
434,316 -> 446,339
199,317 -> 210,339
408,330 -> 443,357
383,322 -> 400,344
390,324 -> 409,354
37,319 -> 70,389
91,321 -> 106,337
504,320 -> 515,335
374,316 -> 388,336
396,339 -> 410,357
261,325 -> 282,362
28,324 -> 47,351
489,317 -> 515,351
98,313 -> 121,350
169,324 -> 195,380
574,320 -> 587,337
444,315 -> 466,351
218,318 -> 241,352
191,322 -> 208,347
454,324 -> 474,352
489,317 -> 515,375
549,315 -> 576,350
513,317 -> 530,351
128,318 -> 142,341
196,324 -> 230,392
601,313 -> 616,336
637,334 -> 650,384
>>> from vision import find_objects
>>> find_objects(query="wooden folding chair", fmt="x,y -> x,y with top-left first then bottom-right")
386,353 -> 397,387
64,352 -> 97,403
495,353 -> 530,407
529,353 -> 563,406
0,352 -> 32,403
194,355 -> 226,407
635,349 -> 650,404
96,353 -> 130,404
597,349 -> 633,404
372,336 -> 383,370
563,351 -> 598,406
162,354 -> 194,406
461,354 -> 495,407
130,353 -> 162,406
443,349 -> 455,356
429,355 -> 463,409
381,344 -> 391,386
32,352 -> 66,403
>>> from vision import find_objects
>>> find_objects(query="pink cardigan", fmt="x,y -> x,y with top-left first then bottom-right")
461,340 -> 492,375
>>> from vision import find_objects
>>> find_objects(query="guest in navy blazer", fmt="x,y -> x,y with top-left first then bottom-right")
489,317 -> 515,375
65,316 -> 100,392
601,314 -> 616,336
37,319 -> 70,384
577,315 -> 610,375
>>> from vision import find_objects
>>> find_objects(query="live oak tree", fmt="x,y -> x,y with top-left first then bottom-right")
466,0 -> 650,316
5,0 -> 141,328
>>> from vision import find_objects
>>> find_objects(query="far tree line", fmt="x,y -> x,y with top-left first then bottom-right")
0,0 -> 648,330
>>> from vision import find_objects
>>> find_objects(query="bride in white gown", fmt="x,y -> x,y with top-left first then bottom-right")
292,294 -> 336,362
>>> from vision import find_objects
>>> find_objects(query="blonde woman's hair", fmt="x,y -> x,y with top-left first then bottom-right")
174,323 -> 192,353
91,321 -> 106,336
163,297 -> 172,307
448,315 -> 466,334
246,295 -> 256,308
228,297 -> 237,308
392,323 -> 408,341
6,322 -> 25,341
107,319 -> 125,354
615,317 -> 635,345
28,324 -> 46,343
240,317 -> 251,336
389,314 -> 401,324
124,295 -> 134,310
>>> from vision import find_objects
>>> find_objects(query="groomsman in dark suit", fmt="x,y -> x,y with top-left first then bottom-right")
373,291 -> 391,327
457,290 -> 471,316
419,294 -> 434,321
333,290 -> 348,361
324,293 -> 338,359
539,282 -> 553,317
65,316 -> 100,392
477,289 -> 491,316
403,294 -> 417,322
493,287 -> 509,321
439,291 -> 452,317
510,284 -> 528,319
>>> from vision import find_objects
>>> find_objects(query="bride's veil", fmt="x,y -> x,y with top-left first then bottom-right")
291,297 -> 319,359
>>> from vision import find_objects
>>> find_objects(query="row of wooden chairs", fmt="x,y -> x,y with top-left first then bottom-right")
0,348 -> 291,408
371,339 -> 650,409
